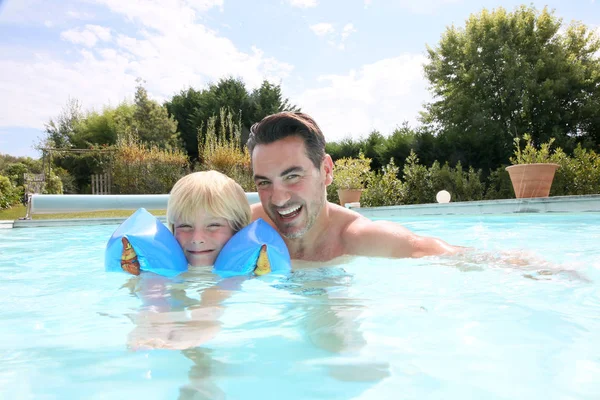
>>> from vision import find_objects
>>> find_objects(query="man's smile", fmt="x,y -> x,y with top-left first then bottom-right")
277,205 -> 302,219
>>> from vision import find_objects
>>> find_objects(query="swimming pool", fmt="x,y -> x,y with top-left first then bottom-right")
1,213 -> 599,399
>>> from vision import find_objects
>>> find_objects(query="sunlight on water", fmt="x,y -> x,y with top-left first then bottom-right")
0,214 -> 599,399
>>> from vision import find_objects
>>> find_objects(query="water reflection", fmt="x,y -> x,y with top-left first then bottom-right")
122,264 -> 390,398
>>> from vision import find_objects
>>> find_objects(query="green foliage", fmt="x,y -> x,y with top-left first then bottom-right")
550,145 -> 600,195
0,158 -> 62,206
401,151 -> 435,204
333,152 -> 372,190
132,82 -> 180,148
52,167 -> 77,194
48,148 -> 112,193
166,78 -> 299,161
111,132 -> 189,194
4,162 -> 30,187
42,97 -> 83,148
326,138 -> 363,162
326,180 -> 340,205
71,107 -> 118,148
378,123 -> 417,172
198,107 -> 254,191
398,152 -> 486,204
510,134 -> 560,164
44,170 -> 63,194
484,167 -> 514,200
361,158 -> 405,207
428,161 -> 485,202
422,5 -> 600,172
0,175 -> 21,209
249,80 -> 301,121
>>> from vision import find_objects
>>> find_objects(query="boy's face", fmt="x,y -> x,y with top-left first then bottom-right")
173,212 -> 235,267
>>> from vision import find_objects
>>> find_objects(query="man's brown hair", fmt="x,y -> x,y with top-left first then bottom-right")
247,112 -> 326,169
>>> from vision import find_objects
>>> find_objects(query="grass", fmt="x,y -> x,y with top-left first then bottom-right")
0,204 -> 166,220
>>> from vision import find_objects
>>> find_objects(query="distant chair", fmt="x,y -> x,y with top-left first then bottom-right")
22,173 -> 46,220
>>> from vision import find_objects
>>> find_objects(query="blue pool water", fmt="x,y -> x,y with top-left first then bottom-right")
1,213 -> 599,399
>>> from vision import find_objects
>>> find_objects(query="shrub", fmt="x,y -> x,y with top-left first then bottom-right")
198,108 -> 254,192
0,175 -> 21,209
551,145 -> 600,195
361,158 -> 404,207
510,134 -> 561,165
112,133 -> 189,194
333,151 -> 372,190
401,151 -> 435,204
484,167 -> 514,199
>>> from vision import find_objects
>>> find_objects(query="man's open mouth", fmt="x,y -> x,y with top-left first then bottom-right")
277,205 -> 302,219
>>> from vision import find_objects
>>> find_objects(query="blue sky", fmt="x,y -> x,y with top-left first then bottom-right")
0,0 -> 598,158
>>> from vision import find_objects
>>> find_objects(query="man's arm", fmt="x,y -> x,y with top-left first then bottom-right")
347,219 -> 463,259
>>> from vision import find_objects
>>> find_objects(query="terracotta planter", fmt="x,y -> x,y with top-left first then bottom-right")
337,189 -> 363,206
505,163 -> 560,199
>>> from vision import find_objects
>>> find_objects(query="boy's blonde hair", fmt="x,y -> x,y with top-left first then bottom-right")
167,170 -> 251,233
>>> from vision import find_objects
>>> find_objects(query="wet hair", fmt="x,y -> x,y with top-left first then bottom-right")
167,170 -> 251,233
247,112 -> 326,169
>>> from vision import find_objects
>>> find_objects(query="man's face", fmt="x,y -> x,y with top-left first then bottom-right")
252,136 -> 333,239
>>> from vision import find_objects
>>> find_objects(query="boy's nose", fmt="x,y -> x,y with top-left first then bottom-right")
191,230 -> 205,244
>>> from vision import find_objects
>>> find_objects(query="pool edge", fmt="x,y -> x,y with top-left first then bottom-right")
6,194 -> 600,228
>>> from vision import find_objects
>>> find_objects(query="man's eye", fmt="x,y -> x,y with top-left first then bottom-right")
256,180 -> 270,187
285,174 -> 300,181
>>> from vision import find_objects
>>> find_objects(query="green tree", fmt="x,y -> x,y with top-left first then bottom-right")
249,80 -> 300,121
422,5 -> 600,173
379,123 -> 417,173
42,97 -> 83,148
165,78 -> 299,161
70,107 -> 118,148
132,82 -> 180,148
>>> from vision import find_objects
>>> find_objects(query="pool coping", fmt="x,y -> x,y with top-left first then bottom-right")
354,194 -> 600,219
5,194 -> 600,228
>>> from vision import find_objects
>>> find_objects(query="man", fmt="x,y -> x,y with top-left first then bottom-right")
247,112 -> 462,262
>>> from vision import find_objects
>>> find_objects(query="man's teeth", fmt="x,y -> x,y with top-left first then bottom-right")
278,205 -> 301,216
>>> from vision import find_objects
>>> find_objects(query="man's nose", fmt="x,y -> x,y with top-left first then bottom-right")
270,183 -> 290,207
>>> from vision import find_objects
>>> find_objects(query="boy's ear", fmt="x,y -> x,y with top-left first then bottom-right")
323,154 -> 334,185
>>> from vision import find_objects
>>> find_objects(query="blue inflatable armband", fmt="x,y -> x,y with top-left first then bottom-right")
105,208 -> 188,277
213,218 -> 291,278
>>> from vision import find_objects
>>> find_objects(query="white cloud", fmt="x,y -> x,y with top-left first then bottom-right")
311,22 -> 356,50
60,25 -> 112,48
0,1 -> 293,131
309,23 -> 334,36
341,23 -> 356,39
66,10 -> 95,20
186,0 -> 224,12
44,20 -> 54,28
296,54 -> 430,143
396,0 -> 462,14
92,0 -> 223,33
364,0 -> 373,7
288,0 -> 318,8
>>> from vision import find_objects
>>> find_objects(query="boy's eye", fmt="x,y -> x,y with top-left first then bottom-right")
207,223 -> 222,228
175,224 -> 193,230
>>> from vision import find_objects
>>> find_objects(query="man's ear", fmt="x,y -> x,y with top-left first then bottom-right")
322,154 -> 334,185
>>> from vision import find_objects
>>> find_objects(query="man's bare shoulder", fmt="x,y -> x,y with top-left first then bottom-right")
325,203 -> 368,232
340,213 -> 410,255
250,203 -> 274,224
